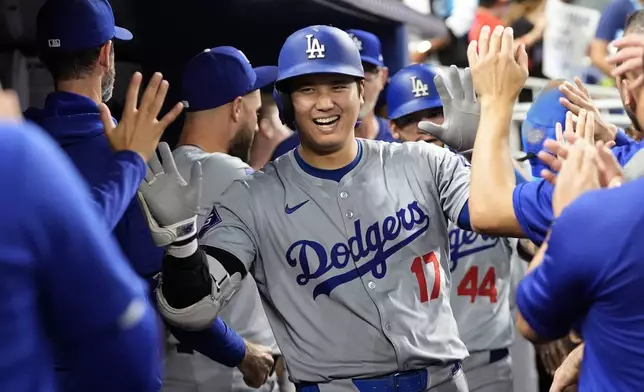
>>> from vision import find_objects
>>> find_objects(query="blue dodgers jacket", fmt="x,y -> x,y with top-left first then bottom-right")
23,91 -> 246,389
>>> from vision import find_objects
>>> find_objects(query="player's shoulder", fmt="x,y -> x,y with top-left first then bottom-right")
360,138 -> 445,159
553,182 -> 644,248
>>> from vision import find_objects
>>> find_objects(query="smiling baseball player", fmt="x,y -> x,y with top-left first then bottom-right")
387,64 -> 514,392
138,25 -> 478,392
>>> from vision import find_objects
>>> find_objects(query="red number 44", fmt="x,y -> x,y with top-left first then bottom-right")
457,266 -> 497,303
411,252 -> 441,303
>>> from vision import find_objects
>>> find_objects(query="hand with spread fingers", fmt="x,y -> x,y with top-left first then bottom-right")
417,65 -> 480,154
552,139 -> 601,218
558,78 -> 618,143
137,142 -> 203,247
99,72 -> 184,163
606,33 -> 644,91
538,110 -> 597,183
595,140 -> 624,188
468,25 -> 529,105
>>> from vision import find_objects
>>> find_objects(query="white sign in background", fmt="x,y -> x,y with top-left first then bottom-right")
542,0 -> 600,80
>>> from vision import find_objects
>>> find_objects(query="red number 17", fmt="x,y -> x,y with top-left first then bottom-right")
411,251 -> 441,303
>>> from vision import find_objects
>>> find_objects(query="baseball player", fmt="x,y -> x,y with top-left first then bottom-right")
466,24 -> 644,246
514,113 -> 644,391
0,93 -> 160,392
28,0 -> 253,384
270,28 -> 394,160
139,25 -> 475,391
387,64 -> 514,392
163,46 -> 282,392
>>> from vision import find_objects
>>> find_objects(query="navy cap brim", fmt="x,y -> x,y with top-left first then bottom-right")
361,56 -> 384,67
114,26 -> 133,41
253,66 -> 278,90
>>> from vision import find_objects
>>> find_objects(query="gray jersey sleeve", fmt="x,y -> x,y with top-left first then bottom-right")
414,143 -> 471,224
199,179 -> 260,271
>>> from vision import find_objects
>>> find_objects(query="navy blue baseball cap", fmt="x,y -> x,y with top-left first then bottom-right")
37,0 -> 133,52
182,46 -> 278,112
346,29 -> 385,67
521,88 -> 567,178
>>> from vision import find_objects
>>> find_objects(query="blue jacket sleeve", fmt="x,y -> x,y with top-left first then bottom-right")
517,192 -> 607,340
90,150 -> 147,231
166,317 -> 247,367
6,122 -> 162,392
512,179 -> 554,245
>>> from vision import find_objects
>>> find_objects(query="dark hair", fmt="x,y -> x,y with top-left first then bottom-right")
479,0 -> 500,8
39,41 -> 111,81
391,107 -> 444,129
626,10 -> 644,34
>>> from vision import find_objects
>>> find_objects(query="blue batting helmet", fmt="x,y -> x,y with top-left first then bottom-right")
520,88 -> 567,179
276,25 -> 364,87
275,25 -> 364,128
387,64 -> 442,120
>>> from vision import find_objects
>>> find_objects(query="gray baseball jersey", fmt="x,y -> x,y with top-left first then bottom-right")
447,222 -> 514,353
163,145 -> 278,392
199,139 -> 470,384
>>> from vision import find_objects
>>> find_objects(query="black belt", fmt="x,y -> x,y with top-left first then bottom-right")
489,348 -> 509,364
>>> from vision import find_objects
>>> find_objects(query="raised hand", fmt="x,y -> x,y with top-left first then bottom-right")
137,142 -> 203,246
99,72 -> 184,162
418,65 -> 480,154
558,78 -> 618,143
552,140 -> 601,218
607,33 -> 644,90
468,25 -> 529,105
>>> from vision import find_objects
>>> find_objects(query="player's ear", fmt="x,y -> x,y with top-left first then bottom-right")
357,79 -> 365,105
98,40 -> 113,72
379,67 -> 389,86
389,119 -> 400,140
231,96 -> 244,123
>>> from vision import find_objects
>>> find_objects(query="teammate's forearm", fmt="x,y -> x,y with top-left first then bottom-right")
166,317 -> 247,367
470,101 -> 518,233
90,150 -> 146,230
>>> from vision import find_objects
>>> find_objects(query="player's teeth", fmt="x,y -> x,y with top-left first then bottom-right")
314,116 -> 339,125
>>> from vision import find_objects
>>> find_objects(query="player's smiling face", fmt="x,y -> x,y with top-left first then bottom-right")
289,73 -> 364,153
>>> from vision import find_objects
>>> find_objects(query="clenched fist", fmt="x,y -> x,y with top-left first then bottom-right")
238,340 -> 275,388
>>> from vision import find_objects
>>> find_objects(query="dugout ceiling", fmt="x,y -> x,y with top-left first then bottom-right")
0,0 -> 446,145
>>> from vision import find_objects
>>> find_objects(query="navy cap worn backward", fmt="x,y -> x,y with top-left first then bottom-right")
387,64 -> 442,120
181,46 -> 278,112
37,0 -> 132,52
276,25 -> 364,89
346,29 -> 384,67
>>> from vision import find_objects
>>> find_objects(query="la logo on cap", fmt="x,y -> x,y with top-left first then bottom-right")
410,76 -> 429,98
305,34 -> 325,59
48,39 -> 61,48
